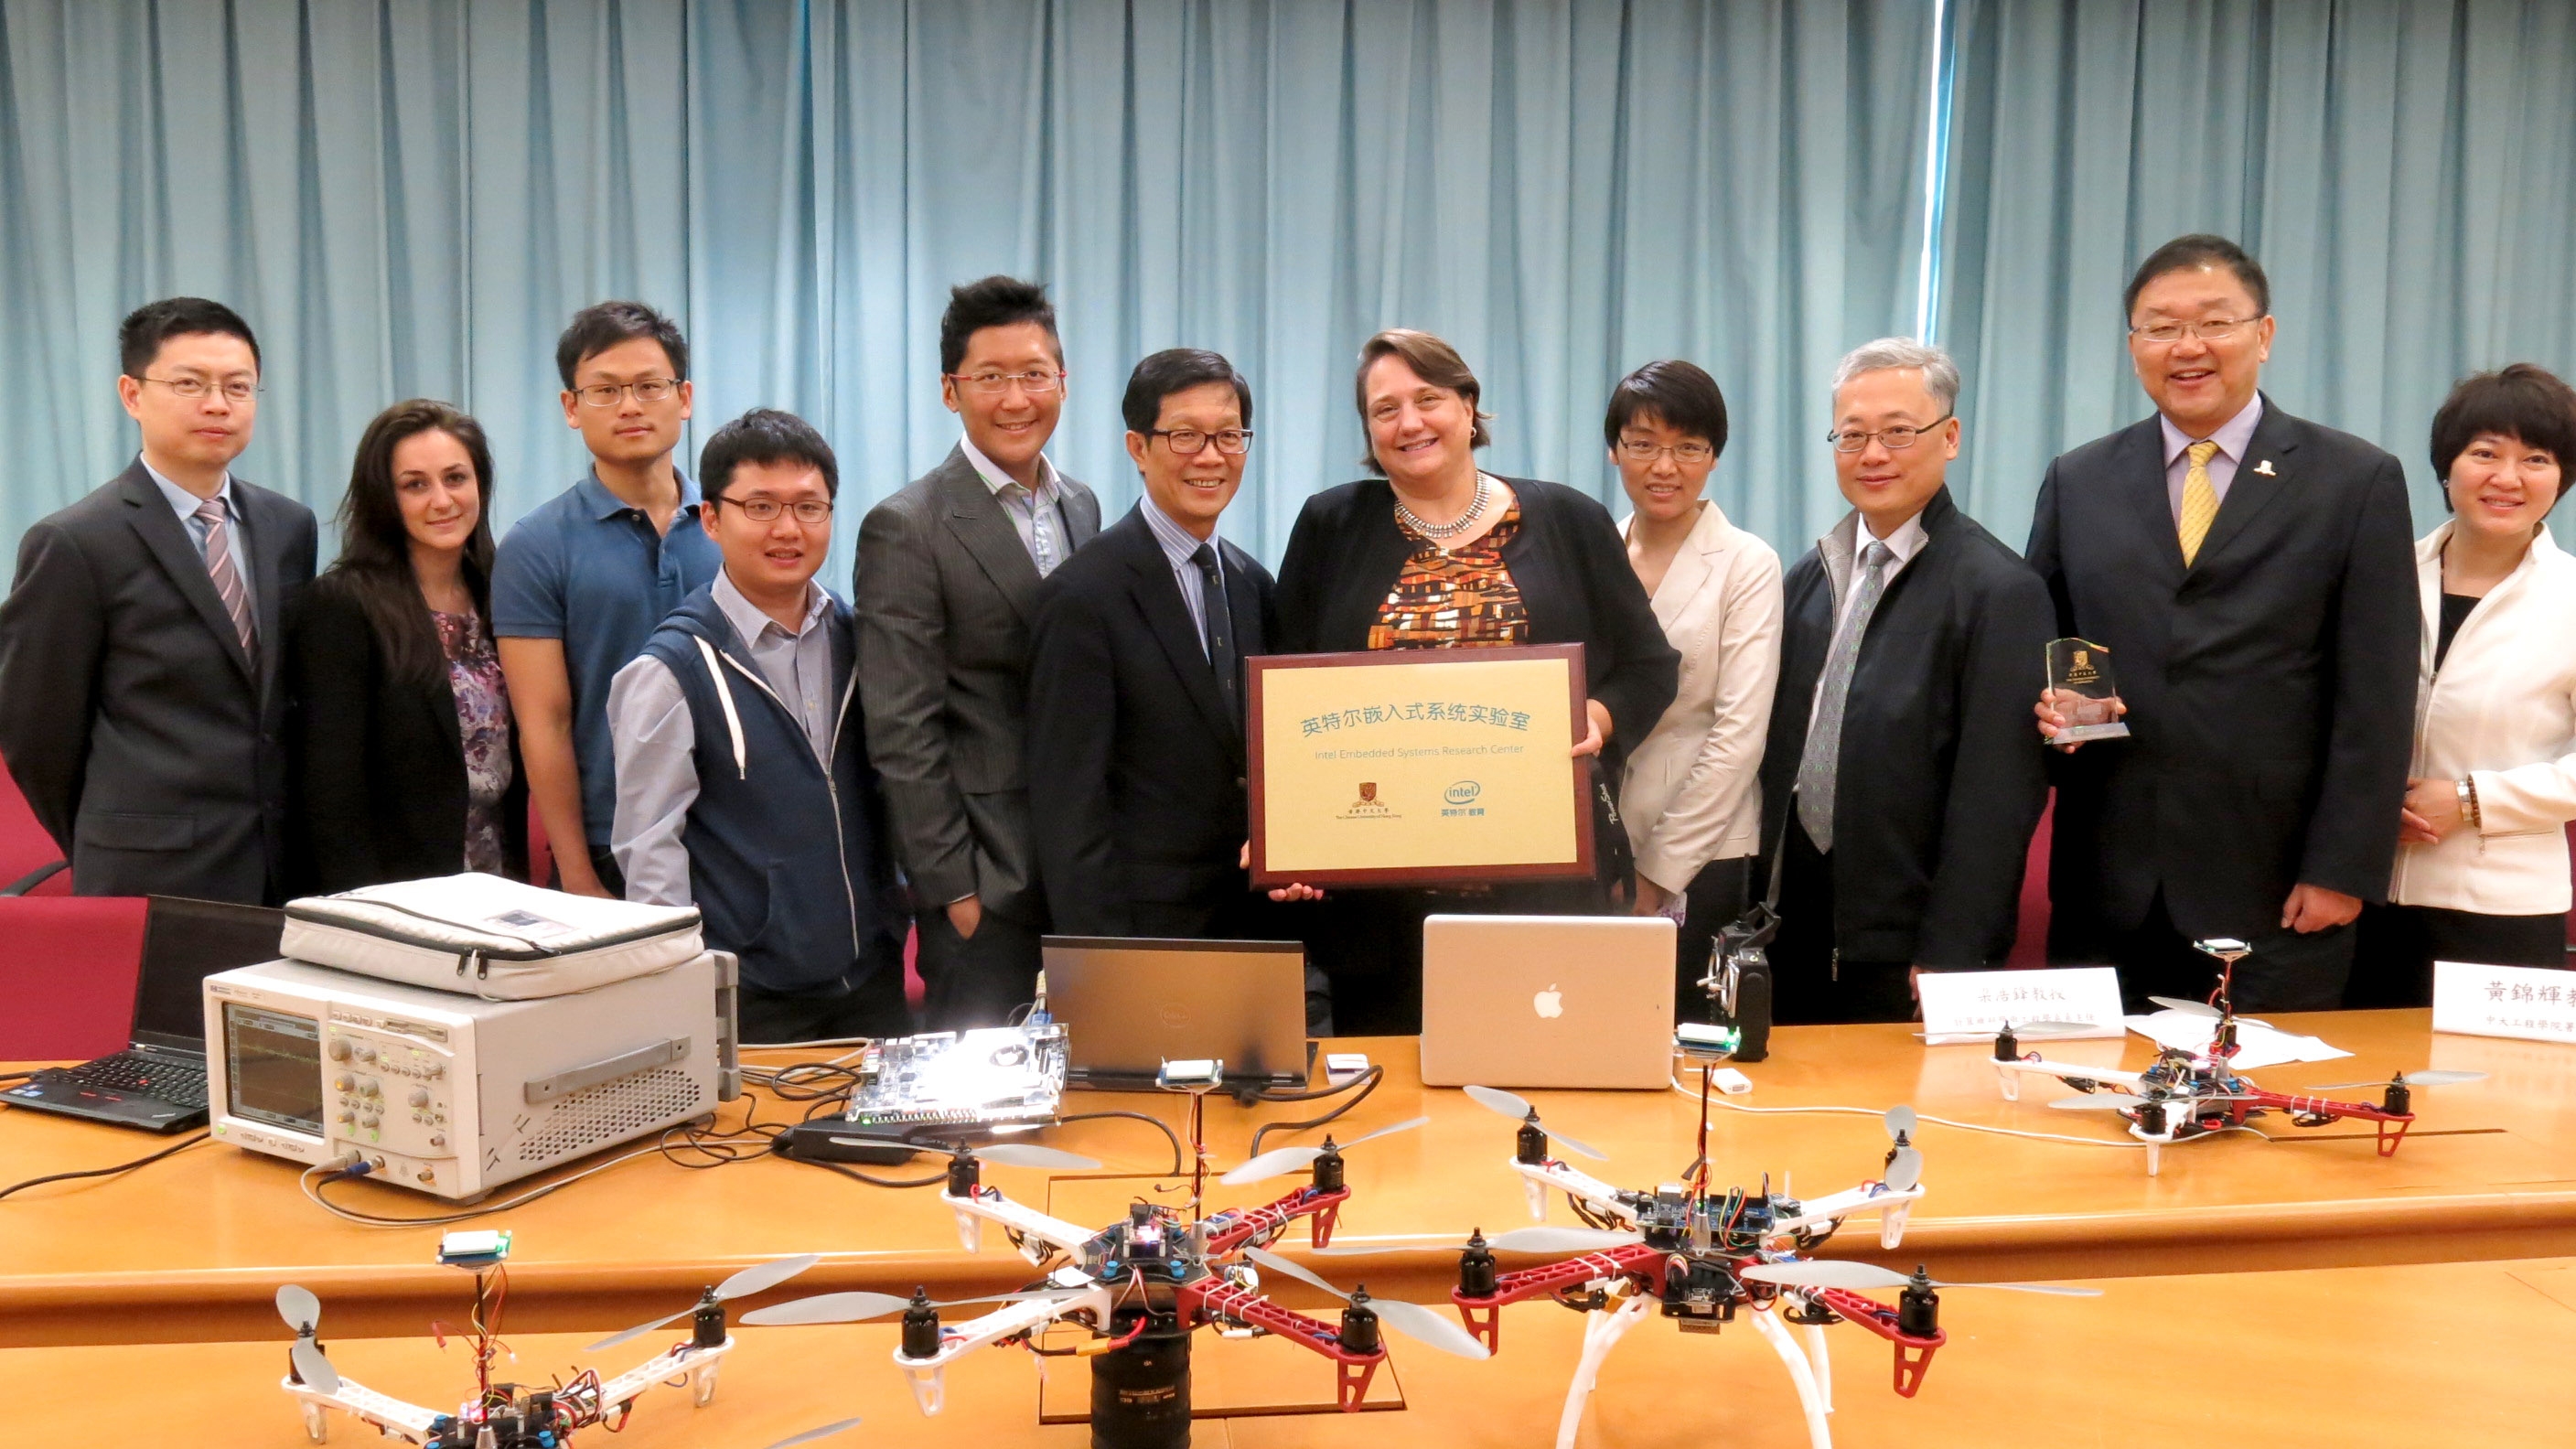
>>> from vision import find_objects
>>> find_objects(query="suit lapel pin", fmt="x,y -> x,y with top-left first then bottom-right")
2253,459 -> 2277,477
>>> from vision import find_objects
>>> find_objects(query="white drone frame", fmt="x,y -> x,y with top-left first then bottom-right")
281,1337 -> 736,1444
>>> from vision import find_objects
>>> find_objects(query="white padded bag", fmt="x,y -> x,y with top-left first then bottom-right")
280,873 -> 703,999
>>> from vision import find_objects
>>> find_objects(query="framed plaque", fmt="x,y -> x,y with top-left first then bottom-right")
1246,644 -> 1594,888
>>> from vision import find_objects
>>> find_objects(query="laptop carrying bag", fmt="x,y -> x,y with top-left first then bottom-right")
280,873 -> 703,999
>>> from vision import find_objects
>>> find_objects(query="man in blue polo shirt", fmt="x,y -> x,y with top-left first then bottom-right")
493,301 -> 721,896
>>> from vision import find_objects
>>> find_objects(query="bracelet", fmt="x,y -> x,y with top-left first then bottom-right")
2458,777 -> 2482,831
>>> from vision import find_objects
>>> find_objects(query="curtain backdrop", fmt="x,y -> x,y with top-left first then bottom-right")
1936,0 -> 2576,545
0,0 -> 1934,580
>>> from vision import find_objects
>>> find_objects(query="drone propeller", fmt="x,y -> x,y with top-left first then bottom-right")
2305,1069 -> 2487,1091
274,1284 -> 342,1396
1240,1247 -> 1491,1359
1917,1018 -> 2098,1042
969,1142 -> 1103,1172
1739,1261 -> 2101,1297
1884,1145 -> 1924,1193
1218,1115 -> 1430,1186
585,1252 -> 823,1352
1462,1084 -> 1608,1161
1486,1225 -> 1644,1253
758,1418 -> 866,1449
742,1287 -> 1076,1327
2047,1090 -> 2258,1112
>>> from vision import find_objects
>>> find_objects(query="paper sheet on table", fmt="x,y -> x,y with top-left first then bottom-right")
2122,1010 -> 2353,1070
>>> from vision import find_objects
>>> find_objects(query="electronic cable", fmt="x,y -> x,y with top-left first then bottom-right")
299,1139 -> 674,1226
0,1131 -> 209,1202
1052,1110 -> 1186,1176
1669,1076 -> 2280,1148
1245,1065 -> 1386,1158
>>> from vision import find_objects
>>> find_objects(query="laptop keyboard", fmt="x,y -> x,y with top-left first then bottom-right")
54,1052 -> 209,1108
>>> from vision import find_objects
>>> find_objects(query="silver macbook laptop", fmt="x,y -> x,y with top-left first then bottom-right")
1041,937 -> 1310,1091
1419,915 -> 1676,1089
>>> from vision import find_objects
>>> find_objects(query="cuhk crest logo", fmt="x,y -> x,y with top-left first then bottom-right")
1358,782 -> 1377,803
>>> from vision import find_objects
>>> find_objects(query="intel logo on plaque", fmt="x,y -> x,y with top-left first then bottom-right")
2045,638 -> 2131,742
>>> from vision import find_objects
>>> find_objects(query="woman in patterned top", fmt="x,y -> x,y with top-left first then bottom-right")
1273,329 -> 1680,1033
288,400 -> 526,892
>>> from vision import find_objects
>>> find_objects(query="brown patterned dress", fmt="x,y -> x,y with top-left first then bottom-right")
1368,498 -> 1530,649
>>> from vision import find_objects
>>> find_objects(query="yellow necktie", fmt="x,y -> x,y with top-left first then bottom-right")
2177,439 -> 2221,565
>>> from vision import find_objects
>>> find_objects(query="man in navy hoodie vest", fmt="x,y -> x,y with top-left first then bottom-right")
606,409 -> 907,1043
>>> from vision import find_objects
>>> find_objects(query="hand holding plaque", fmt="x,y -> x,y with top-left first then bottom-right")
2044,639 -> 2130,743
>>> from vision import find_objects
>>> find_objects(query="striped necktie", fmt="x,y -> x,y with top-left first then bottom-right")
194,495 -> 258,660
2177,439 -> 2221,565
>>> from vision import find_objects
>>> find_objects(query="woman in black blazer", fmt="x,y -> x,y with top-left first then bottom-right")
1273,329 -> 1680,1033
289,400 -> 525,893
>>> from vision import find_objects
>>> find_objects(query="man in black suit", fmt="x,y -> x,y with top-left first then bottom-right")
1758,338 -> 2051,1024
857,278 -> 1102,1028
2029,235 -> 2417,1012
1028,349 -> 1296,939
0,298 -> 318,904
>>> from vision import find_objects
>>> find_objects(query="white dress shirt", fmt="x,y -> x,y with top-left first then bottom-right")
961,434 -> 1070,576
144,459 -> 256,626
1137,493 -> 1221,650
2158,394 -> 2265,522
607,572 -> 841,907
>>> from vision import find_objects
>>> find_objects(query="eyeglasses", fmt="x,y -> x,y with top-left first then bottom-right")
1827,413 -> 1953,453
712,496 -> 832,524
1147,427 -> 1253,456
948,370 -> 1065,396
1615,438 -> 1715,466
573,378 -> 682,408
2129,317 -> 2261,345
138,375 -> 259,402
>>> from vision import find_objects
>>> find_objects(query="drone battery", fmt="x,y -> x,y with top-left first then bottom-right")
775,1120 -> 944,1165
1090,1309 -> 1191,1449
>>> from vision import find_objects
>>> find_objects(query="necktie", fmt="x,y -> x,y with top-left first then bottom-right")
1794,539 -> 1894,853
1191,542 -> 1241,730
2177,439 -> 2221,565
1014,483 -> 1063,577
194,496 -> 257,660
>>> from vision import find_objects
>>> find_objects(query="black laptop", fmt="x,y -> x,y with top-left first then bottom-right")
1,896 -> 284,1132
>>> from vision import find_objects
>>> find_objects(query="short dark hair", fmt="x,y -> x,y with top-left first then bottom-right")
2124,234 -> 2270,320
2429,364 -> 2576,496
939,275 -> 1061,376
1121,349 -> 1253,435
1603,360 -> 1729,459
698,408 -> 839,502
555,300 -> 689,391
1354,328 -> 1493,473
120,297 -> 261,378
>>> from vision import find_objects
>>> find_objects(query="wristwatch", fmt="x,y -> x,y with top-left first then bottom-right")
2455,778 -> 2481,829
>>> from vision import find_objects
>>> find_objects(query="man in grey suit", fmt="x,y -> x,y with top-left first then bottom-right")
0,298 -> 318,904
857,277 -> 1101,1029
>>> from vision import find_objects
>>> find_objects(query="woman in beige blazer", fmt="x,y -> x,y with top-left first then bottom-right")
2353,364 -> 2576,1005
1607,361 -> 1784,1016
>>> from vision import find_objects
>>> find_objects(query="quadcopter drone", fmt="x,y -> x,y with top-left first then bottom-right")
746,1064 -> 1486,1449
1991,938 -> 2486,1175
1366,1071 -> 2093,1449
274,1241 -> 818,1446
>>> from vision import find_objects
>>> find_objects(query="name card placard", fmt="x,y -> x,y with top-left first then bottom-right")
2432,961 -> 2576,1045
1915,967 -> 2126,1046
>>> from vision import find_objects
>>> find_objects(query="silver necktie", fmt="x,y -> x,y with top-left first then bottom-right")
1794,539 -> 1894,853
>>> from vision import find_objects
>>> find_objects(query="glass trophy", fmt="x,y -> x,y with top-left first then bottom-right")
2045,638 -> 2130,742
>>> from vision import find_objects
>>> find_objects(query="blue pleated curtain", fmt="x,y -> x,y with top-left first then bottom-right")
1936,0 -> 2576,542
0,0 -> 1934,577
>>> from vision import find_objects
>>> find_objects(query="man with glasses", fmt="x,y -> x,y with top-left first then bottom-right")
2028,235 -> 2415,1011
857,276 -> 1101,1029
1755,338 -> 2050,1023
0,297 -> 317,903
493,301 -> 720,897
608,409 -> 907,1042
1027,349 -> 1298,946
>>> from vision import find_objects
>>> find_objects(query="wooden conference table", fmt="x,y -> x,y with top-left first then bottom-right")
5,1010 -> 2574,1351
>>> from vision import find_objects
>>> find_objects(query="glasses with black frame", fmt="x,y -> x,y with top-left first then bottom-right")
712,496 -> 832,524
1615,437 -> 1716,466
1145,427 -> 1253,456
572,378 -> 682,408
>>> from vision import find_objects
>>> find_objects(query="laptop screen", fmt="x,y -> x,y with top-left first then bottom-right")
131,896 -> 286,1052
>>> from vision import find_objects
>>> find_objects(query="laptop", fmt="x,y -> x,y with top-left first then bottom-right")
1419,915 -> 1676,1090
1042,937 -> 1310,1091
2,896 -> 285,1132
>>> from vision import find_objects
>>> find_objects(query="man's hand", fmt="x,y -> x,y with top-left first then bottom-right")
2280,883 -> 2362,934
2399,777 -> 2462,846
2034,687 -> 2124,752
1242,840 -> 1324,903
1631,875 -> 1670,917
1570,699 -> 1614,758
947,894 -> 983,940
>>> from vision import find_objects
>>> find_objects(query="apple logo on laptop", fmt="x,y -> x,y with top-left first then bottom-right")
1533,984 -> 1563,1020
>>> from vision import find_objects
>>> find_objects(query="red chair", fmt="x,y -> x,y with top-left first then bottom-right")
0,896 -> 150,1059
2008,791 -> 2055,967
0,763 -> 70,896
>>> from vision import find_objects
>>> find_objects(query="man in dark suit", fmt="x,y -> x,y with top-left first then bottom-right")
1028,349 -> 1286,940
2029,235 -> 2416,1011
857,277 -> 1102,1028
1758,338 -> 2051,1024
0,297 -> 317,904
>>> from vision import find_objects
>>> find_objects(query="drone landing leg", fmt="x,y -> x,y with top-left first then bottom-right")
1751,1307 -> 1834,1449
903,1364 -> 947,1417
1800,1323 -> 1834,1414
1553,1293 -> 1653,1449
2145,1139 -> 2162,1177
1878,1202 -> 1913,1250
299,1400 -> 331,1444
690,1355 -> 722,1406
1523,1174 -> 1548,1221
2377,1117 -> 2412,1157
